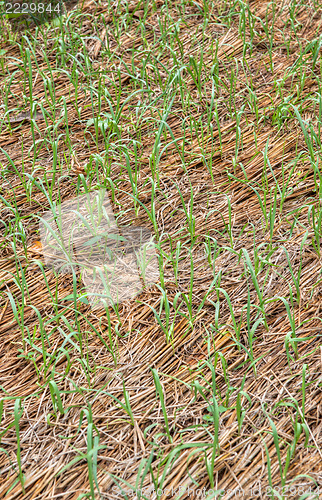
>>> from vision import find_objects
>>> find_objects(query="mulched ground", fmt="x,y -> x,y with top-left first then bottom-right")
0,0 -> 322,498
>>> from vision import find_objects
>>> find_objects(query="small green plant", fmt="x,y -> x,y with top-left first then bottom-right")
151,369 -> 173,444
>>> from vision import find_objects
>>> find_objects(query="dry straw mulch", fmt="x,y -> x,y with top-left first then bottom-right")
0,0 -> 322,498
